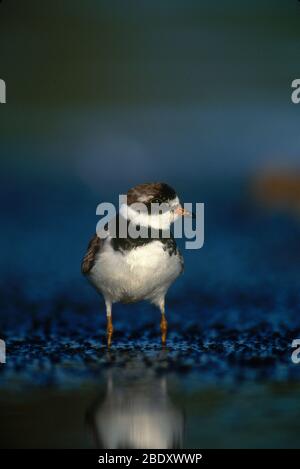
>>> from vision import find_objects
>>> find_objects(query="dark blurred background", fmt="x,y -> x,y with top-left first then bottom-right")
1,0 -> 300,449
1,0 -> 300,285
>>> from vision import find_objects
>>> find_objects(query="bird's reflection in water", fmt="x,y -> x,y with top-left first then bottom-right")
87,349 -> 184,449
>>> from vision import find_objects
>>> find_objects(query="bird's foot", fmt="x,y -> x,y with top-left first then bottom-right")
160,315 -> 168,345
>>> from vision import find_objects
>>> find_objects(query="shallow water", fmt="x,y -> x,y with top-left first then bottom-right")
1,346 -> 300,448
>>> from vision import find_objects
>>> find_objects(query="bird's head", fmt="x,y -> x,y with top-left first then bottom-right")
120,182 -> 191,231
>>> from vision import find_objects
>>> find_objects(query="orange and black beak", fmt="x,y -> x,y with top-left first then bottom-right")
174,206 -> 196,218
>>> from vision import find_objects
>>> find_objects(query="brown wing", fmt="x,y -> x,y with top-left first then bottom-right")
81,234 -> 103,274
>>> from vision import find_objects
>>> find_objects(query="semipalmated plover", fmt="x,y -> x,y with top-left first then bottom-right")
82,182 -> 191,346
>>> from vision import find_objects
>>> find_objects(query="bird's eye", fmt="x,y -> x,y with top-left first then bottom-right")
151,197 -> 160,203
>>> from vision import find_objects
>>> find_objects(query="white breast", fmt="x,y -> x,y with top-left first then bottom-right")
88,238 -> 182,305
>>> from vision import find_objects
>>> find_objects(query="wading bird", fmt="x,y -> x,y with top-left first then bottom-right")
82,182 -> 191,346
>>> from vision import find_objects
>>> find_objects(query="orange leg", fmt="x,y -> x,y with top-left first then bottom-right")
107,315 -> 113,348
105,300 -> 113,347
160,313 -> 168,345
